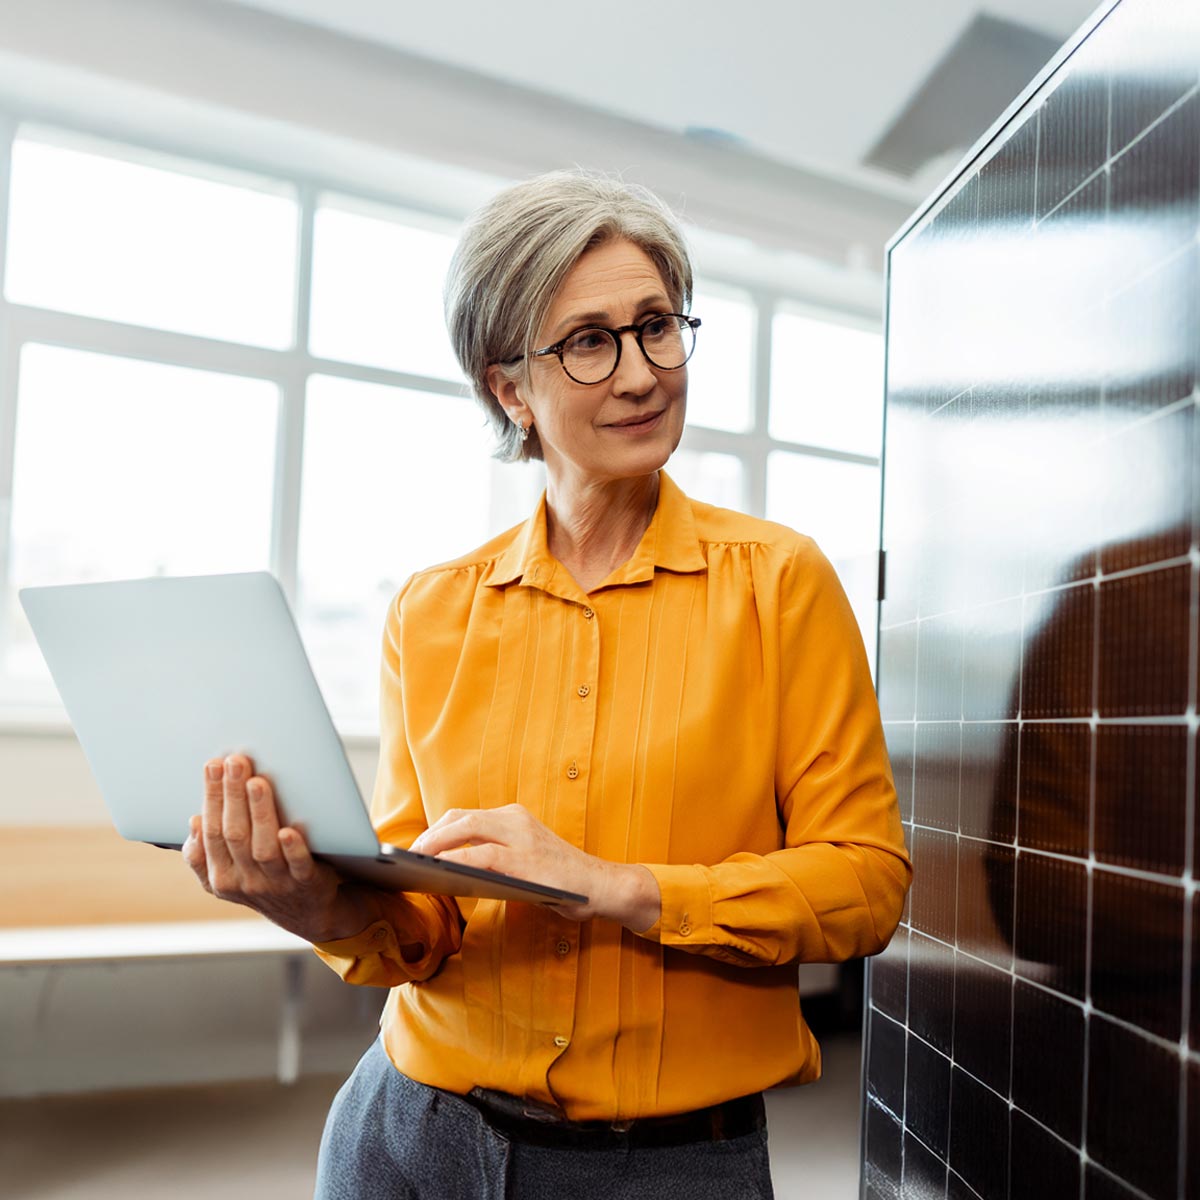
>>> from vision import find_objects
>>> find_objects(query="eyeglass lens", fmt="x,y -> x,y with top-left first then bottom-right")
561,316 -> 695,383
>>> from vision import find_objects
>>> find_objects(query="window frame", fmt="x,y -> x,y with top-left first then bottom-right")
0,110 -> 883,733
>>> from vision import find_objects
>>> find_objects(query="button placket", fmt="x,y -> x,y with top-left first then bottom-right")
537,598 -> 597,1099
562,600 -> 600,789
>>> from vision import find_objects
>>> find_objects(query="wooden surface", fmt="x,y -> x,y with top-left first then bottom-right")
0,826 -> 259,928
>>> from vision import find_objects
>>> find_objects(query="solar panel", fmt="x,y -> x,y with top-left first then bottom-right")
863,1 -> 1200,1197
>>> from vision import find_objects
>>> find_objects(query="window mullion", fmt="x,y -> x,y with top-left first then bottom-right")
0,116 -> 18,664
270,183 -> 317,604
747,291 -> 775,518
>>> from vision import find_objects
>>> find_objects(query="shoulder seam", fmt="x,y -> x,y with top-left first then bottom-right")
409,555 -> 500,579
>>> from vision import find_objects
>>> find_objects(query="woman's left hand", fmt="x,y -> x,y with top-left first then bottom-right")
409,804 -> 660,930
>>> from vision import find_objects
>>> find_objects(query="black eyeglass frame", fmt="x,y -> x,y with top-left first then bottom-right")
511,313 -> 701,385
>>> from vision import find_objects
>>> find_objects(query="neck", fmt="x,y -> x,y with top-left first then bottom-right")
545,472 -> 661,593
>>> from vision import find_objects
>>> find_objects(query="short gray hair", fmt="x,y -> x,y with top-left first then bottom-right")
444,170 -> 693,463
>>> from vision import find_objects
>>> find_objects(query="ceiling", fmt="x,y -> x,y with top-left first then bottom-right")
223,0 -> 1103,199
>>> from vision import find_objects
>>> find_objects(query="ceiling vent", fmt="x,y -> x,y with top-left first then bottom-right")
864,14 -> 1057,179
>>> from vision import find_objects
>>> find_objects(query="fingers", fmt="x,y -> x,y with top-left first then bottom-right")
247,775 -> 288,876
411,807 -> 519,856
202,754 -> 287,885
183,813 -> 212,893
219,754 -> 254,871
437,842 -> 506,873
202,758 -> 235,877
278,826 -> 318,885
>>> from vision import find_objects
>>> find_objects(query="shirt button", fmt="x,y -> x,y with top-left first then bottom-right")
554,1036 -> 569,1048
555,939 -> 571,956
582,607 -> 595,620
566,761 -> 579,780
577,685 -> 590,698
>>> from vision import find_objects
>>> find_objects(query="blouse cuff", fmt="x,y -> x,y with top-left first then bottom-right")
311,918 -> 395,958
636,864 -> 713,947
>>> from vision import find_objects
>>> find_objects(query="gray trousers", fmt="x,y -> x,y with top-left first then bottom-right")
314,1038 -> 775,1200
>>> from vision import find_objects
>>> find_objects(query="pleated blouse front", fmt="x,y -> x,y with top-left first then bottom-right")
314,471 -> 911,1121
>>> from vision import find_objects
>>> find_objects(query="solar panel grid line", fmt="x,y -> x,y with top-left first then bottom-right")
864,1046 -> 1145,1200
868,1018 -> 1092,1199
869,1 -> 1199,1192
886,905 -> 1195,1057
1179,493 -> 1200,1200
1082,1156 -> 1167,1200
1079,859 -> 1098,1192
866,1017 -> 1082,1169
1096,222 -> 1198,316
888,870 -> 1196,1169
1033,77 -> 1200,233
927,388 -> 974,420
1101,388 -> 1198,447
883,553 -> 1198,630
954,832 -> 1195,894
869,996 -> 1190,1197
947,1163 -> 987,1200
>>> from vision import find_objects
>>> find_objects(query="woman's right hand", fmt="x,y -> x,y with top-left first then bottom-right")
183,753 -> 382,943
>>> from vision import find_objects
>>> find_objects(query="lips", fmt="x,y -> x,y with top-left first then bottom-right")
605,410 -> 664,429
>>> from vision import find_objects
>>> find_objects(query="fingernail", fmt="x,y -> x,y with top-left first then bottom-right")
206,763 -> 222,782
225,757 -> 242,780
247,780 -> 261,799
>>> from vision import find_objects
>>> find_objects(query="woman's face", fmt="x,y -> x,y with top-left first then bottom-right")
492,238 -> 688,491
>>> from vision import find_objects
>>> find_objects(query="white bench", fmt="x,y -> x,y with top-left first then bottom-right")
0,919 -> 313,1084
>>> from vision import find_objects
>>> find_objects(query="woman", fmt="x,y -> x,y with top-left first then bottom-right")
184,170 -> 911,1199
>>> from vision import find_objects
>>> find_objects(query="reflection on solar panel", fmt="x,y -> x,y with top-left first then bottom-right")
864,1 -> 1200,1197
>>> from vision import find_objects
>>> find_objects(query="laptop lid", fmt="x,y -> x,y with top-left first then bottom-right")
19,572 -> 380,856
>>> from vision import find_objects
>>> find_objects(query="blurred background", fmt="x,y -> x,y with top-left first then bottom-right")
0,2 -> 1099,1197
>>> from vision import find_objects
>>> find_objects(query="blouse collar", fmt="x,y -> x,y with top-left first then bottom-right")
484,470 -> 707,597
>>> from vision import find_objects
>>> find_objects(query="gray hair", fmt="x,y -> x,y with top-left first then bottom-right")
444,169 -> 693,463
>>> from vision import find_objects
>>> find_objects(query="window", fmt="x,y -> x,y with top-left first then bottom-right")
309,196 -> 462,382
0,120 -> 884,730
297,375 -> 542,724
770,306 -> 884,457
686,286 -> 755,433
5,130 -> 297,348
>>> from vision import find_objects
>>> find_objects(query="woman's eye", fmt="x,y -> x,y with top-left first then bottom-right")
642,316 -> 671,339
569,330 -> 610,353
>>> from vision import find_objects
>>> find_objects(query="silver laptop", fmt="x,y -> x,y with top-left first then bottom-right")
19,572 -> 585,907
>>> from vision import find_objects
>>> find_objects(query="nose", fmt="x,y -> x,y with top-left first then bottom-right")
610,329 -> 657,396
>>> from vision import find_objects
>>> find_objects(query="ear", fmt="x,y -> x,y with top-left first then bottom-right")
485,363 -> 531,429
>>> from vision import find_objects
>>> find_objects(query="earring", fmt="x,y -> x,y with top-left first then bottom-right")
516,420 -> 530,443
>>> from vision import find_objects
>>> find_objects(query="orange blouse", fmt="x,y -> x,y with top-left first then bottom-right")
313,471 -> 911,1121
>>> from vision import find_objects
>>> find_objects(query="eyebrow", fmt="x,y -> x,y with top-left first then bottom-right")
549,294 -> 672,341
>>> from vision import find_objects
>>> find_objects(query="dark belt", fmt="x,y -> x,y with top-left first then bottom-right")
460,1086 -> 766,1151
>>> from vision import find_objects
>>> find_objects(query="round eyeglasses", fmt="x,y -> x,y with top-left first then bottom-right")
523,313 -> 701,385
